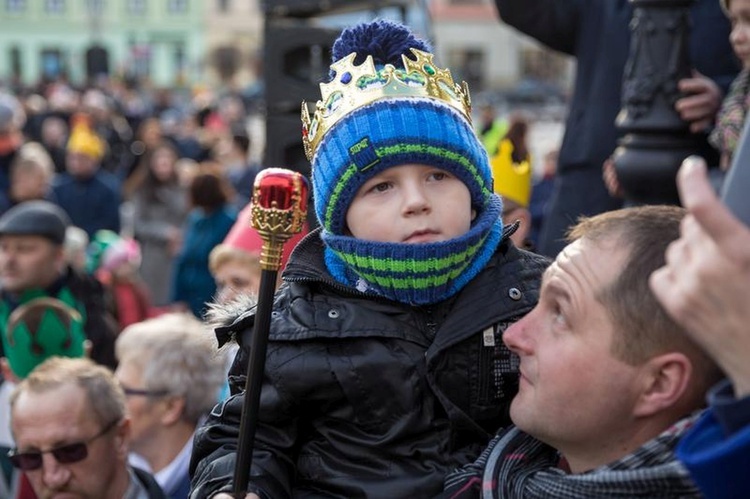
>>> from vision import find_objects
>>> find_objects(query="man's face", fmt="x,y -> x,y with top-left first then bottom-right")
114,359 -> 168,454
65,152 -> 98,179
345,164 -> 474,243
0,235 -> 63,293
11,382 -> 129,499
503,237 -> 644,458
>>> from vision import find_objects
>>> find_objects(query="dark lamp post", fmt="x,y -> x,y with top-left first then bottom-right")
613,0 -> 697,205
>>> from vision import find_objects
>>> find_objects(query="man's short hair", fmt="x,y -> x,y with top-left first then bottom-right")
10,357 -> 126,427
116,313 -> 225,425
567,206 -> 722,389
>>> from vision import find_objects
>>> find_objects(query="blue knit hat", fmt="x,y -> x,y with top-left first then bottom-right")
304,20 -> 503,305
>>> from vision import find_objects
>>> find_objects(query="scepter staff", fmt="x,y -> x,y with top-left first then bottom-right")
232,168 -> 308,497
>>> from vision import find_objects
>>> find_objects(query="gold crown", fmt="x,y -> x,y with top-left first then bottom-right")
301,48 -> 472,161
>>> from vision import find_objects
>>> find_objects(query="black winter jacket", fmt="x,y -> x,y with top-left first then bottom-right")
189,229 -> 548,499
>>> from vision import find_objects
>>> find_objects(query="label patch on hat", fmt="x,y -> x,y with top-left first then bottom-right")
349,137 -> 380,172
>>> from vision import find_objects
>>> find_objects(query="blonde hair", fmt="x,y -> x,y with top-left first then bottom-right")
208,244 -> 261,275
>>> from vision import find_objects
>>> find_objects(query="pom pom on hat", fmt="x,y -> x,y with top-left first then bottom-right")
329,19 -> 431,75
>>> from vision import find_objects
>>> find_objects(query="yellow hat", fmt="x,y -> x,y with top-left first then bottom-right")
66,114 -> 104,160
490,138 -> 532,208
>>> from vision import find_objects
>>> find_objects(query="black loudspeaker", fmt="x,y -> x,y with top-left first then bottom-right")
264,21 -> 338,115
264,114 -> 310,176
85,45 -> 109,79
264,114 -> 319,229
263,0 -> 412,18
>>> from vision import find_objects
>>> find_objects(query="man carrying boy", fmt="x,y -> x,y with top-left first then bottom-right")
441,205 -> 721,498
190,20 -> 547,499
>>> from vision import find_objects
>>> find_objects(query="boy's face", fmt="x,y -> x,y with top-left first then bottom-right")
729,0 -> 750,68
346,164 -> 474,243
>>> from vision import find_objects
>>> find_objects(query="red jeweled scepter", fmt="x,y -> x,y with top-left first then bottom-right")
232,168 -> 307,497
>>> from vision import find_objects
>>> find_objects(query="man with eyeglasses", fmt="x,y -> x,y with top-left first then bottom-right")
8,356 -> 166,499
114,313 -> 225,499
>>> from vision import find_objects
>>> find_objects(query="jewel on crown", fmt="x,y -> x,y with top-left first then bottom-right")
301,48 -> 473,161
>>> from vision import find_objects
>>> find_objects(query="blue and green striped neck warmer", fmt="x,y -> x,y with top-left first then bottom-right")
322,194 -> 503,305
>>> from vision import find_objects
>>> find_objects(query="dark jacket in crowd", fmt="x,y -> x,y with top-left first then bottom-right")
189,229 -> 548,498
52,169 -> 122,238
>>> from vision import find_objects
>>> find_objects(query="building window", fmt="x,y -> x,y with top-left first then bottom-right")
127,0 -> 145,15
167,0 -> 187,14
44,0 -> 65,14
217,0 -> 229,12
10,47 -> 22,79
6,0 -> 26,13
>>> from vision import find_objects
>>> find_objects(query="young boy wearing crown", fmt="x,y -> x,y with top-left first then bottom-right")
190,20 -> 548,499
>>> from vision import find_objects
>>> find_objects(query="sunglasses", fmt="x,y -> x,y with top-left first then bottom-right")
7,418 -> 120,471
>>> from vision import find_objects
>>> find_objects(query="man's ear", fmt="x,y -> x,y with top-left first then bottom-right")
633,352 -> 692,418
160,396 -> 187,426
0,358 -> 18,384
115,417 -> 131,459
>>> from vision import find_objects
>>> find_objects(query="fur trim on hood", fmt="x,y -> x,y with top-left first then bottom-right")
204,292 -> 258,348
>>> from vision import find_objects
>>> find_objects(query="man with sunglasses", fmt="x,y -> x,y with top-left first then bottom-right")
8,356 -> 165,499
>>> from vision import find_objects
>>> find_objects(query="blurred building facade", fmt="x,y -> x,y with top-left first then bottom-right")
0,0 -> 205,87
0,0 -> 570,96
429,0 -> 572,95
204,0 -> 263,89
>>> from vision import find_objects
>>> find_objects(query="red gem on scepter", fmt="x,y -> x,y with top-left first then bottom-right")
254,168 -> 308,213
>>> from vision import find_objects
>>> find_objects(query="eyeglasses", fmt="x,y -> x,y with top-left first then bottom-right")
120,382 -> 169,398
8,418 -> 120,471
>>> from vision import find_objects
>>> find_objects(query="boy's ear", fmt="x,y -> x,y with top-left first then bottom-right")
471,208 -> 477,221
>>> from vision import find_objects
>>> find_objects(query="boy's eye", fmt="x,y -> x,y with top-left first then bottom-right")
370,182 -> 391,193
430,171 -> 448,181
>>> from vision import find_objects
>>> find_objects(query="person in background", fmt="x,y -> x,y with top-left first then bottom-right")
0,201 -> 117,368
88,230 -> 153,331
8,143 -> 56,208
208,203 -> 308,304
528,149 -> 557,249
115,313 -> 225,499
9,357 -> 165,498
52,112 -> 121,238
494,0 -> 739,257
63,225 -> 89,275
0,93 -> 26,215
39,115 -> 69,174
490,114 -> 533,249
650,157 -> 750,499
476,103 -> 508,157
129,141 -> 188,307
170,165 -> 236,318
442,205 -> 721,498
0,297 -> 87,498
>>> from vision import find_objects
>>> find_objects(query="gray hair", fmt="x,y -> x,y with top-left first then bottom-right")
116,313 -> 225,425
11,357 -> 126,427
